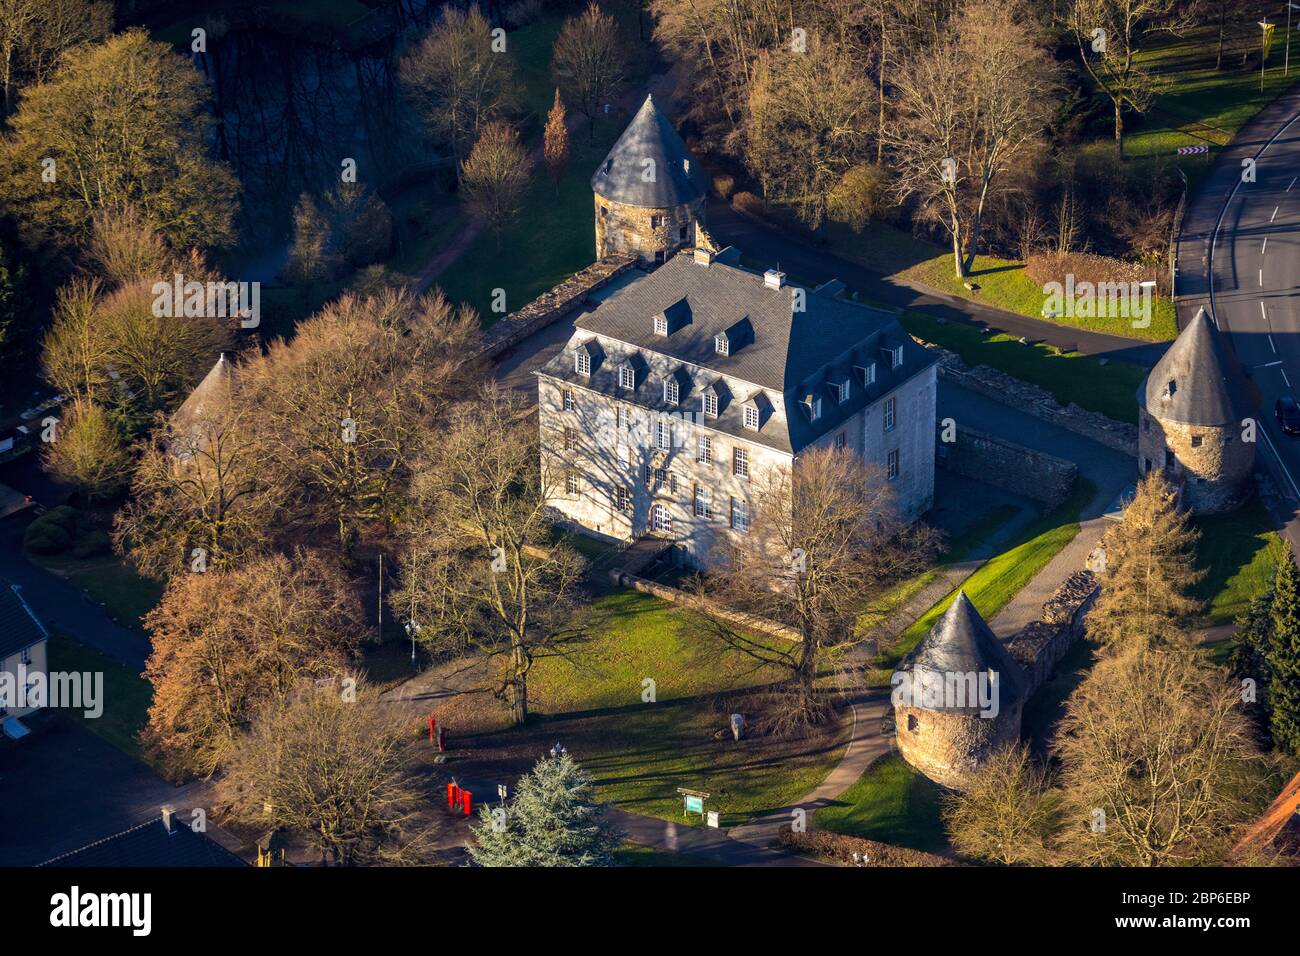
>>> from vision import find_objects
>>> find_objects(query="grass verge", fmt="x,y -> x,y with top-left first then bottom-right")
900,309 -> 1146,424
47,632 -> 151,760
813,754 -> 948,853
1192,497 -> 1284,626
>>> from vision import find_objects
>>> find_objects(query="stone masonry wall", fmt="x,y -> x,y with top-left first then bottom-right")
477,255 -> 636,362
594,195 -> 704,263
916,337 -> 1138,456
1138,411 -> 1255,514
936,424 -> 1077,506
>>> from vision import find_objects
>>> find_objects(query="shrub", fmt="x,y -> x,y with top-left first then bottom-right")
70,528 -> 112,559
712,173 -> 735,201
24,514 -> 73,555
777,827 -> 955,866
1024,252 -> 1162,295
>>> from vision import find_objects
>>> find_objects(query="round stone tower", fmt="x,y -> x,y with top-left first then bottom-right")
591,94 -> 705,265
1138,308 -> 1259,514
893,592 -> 1026,790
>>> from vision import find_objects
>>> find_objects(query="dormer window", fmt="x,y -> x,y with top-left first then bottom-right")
743,404 -> 760,430
715,335 -> 729,356
664,379 -> 679,405
886,344 -> 904,369
1164,379 -> 1177,399
857,363 -> 877,387
575,351 -> 591,376
704,391 -> 719,418
654,314 -> 668,336
832,379 -> 850,404
802,394 -> 822,421
619,364 -> 635,389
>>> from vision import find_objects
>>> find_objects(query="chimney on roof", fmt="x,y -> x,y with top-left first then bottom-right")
764,269 -> 786,290
161,804 -> 177,834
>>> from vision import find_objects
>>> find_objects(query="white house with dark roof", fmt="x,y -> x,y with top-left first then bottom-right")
535,239 -> 938,568
0,580 -> 49,731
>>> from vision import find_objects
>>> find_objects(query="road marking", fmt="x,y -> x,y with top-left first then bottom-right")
1284,369 -> 1292,388
1269,336 -> 1278,353
1263,236 -> 1269,255
1261,268 -> 1265,285
1262,301 -> 1269,322
1274,206 -> 1281,222
1260,359 -> 1283,366
1291,177 -> 1298,191
1261,427 -> 1300,501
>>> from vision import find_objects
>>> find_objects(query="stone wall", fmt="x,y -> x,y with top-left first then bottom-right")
936,424 -> 1077,506
894,701 -> 1025,791
477,255 -> 637,362
917,338 -> 1138,456
594,195 -> 703,263
1138,411 -> 1254,514
1004,569 -> 1097,698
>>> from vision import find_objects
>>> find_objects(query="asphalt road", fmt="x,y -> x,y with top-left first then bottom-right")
1180,82 -> 1300,531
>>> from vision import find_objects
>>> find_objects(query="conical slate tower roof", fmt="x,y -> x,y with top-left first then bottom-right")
1143,308 -> 1257,426
591,94 -> 704,208
168,353 -> 234,454
900,591 -> 1025,714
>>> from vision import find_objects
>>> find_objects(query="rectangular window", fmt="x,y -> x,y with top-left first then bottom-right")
834,432 -> 846,450
861,363 -> 876,387
656,420 -> 672,451
21,646 -> 32,665
887,448 -> 900,481
834,380 -> 849,403
618,444 -> 630,468
679,224 -> 688,241
730,497 -> 750,533
614,486 -> 631,513
654,314 -> 668,336
564,427 -> 576,451
704,392 -> 718,417
575,352 -> 591,375
617,404 -> 629,430
1191,434 -> 1203,447
743,405 -> 759,430
733,446 -> 749,479
566,472 -> 579,495
884,397 -> 896,433
619,366 -> 635,390
889,344 -> 904,369
696,434 -> 713,464
653,467 -> 670,492
563,390 -> 574,412
715,336 -> 729,356
694,484 -> 712,518
651,215 -> 663,229
664,379 -> 679,405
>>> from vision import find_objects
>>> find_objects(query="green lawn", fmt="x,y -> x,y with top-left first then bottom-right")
888,479 -> 1097,665
813,754 -> 948,852
1193,498 -> 1285,626
900,254 -> 1178,342
1127,24 -> 1300,170
30,553 -> 164,635
900,310 -> 1146,424
47,633 -> 152,760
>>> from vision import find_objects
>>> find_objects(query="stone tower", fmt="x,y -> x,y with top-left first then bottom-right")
591,94 -> 705,265
1138,308 -> 1259,514
893,592 -> 1026,790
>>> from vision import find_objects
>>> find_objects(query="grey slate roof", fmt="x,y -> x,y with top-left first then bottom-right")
535,251 -> 937,454
40,817 -> 247,867
1142,309 -> 1258,426
169,353 -> 234,442
591,95 -> 704,209
0,581 -> 47,660
898,591 -> 1026,714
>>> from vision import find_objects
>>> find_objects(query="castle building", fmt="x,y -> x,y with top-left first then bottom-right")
1137,308 -> 1259,514
591,94 -> 705,265
534,242 -> 938,568
892,591 -> 1026,790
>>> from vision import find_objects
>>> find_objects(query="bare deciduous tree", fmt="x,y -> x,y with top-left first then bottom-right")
942,742 -> 1058,865
40,397 -> 131,501
551,1 -> 626,140
690,447 -> 940,734
143,549 -> 363,779
1053,647 -> 1269,866
0,0 -> 111,119
392,387 -> 591,727
219,682 -> 437,866
885,1 -> 1058,277
400,4 -> 518,169
460,120 -> 532,245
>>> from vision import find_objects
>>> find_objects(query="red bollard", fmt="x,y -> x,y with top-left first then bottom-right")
461,790 -> 473,816
447,781 -> 460,811
429,715 -> 436,743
